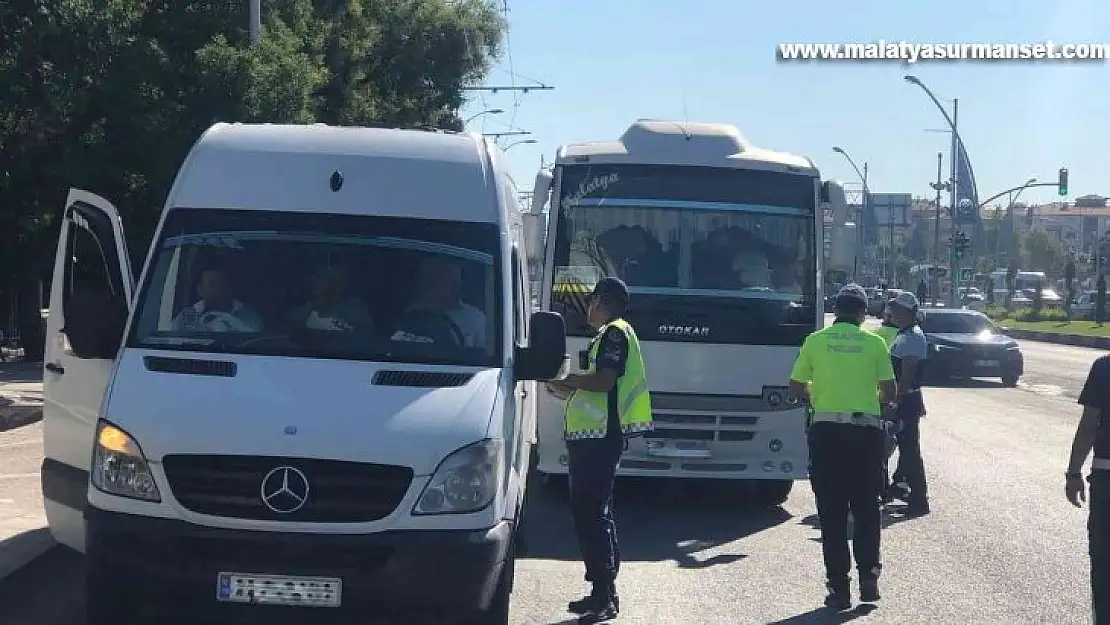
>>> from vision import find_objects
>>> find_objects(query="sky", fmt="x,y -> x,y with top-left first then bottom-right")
461,0 -> 1110,208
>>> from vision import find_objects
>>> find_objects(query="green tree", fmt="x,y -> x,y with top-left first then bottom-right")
1098,274 -> 1107,325
1065,260 -> 1076,318
1019,230 -> 1069,277
1006,265 -> 1017,308
0,0 -> 506,359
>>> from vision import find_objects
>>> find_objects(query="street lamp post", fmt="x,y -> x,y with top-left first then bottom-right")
464,109 -> 504,125
832,146 -> 868,283
904,75 -> 964,306
996,178 -> 1036,268
249,0 -> 261,44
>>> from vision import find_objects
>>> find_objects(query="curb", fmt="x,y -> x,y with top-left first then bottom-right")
0,528 -> 54,583
1004,327 -> 1110,349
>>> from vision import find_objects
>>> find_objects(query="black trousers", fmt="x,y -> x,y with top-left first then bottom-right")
567,437 -> 623,586
1091,471 -> 1109,624
891,410 -> 928,504
809,421 -> 886,585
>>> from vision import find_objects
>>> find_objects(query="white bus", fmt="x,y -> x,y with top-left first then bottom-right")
523,120 -> 835,505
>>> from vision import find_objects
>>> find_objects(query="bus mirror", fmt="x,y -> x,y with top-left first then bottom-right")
523,213 -> 545,266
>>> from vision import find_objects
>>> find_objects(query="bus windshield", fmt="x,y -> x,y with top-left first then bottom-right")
550,163 -> 817,344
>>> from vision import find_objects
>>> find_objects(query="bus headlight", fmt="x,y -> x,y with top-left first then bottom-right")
91,421 -> 160,502
414,439 -> 502,515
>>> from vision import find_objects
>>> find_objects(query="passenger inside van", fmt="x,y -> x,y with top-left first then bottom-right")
286,265 -> 375,333
171,264 -> 264,333
394,256 -> 486,347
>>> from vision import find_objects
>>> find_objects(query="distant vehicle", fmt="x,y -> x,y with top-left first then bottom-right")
1072,291 -> 1098,319
989,270 -> 1062,308
920,309 -> 1023,387
867,287 -> 896,317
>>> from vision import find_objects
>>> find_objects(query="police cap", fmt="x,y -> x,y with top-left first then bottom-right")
835,283 -> 869,307
592,276 -> 630,313
889,291 -> 920,312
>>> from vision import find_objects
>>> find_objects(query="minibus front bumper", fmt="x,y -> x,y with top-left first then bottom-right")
85,506 -> 512,622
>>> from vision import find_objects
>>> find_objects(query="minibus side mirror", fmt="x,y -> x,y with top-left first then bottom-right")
516,311 -> 568,381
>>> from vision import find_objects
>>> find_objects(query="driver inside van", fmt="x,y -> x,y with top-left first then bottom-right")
394,256 -> 486,347
287,265 -> 374,332
171,265 -> 263,333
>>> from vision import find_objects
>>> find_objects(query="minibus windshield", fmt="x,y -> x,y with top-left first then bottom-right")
128,208 -> 503,366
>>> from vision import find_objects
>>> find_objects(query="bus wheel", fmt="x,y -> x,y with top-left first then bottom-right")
754,480 -> 793,507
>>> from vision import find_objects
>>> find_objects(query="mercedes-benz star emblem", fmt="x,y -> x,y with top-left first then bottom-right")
260,466 -> 310,514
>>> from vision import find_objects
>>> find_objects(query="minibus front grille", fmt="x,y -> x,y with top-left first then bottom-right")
162,455 -> 413,523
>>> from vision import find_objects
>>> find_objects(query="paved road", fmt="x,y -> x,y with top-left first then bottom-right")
0,341 -> 1102,624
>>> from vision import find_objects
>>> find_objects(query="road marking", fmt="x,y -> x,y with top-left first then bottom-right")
0,498 -> 14,504
0,439 -> 40,450
0,473 -> 40,480
1017,381 -> 1065,397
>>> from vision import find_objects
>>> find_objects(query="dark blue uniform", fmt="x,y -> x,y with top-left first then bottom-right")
1079,356 -> 1110,623
567,327 -> 628,617
889,325 -> 929,512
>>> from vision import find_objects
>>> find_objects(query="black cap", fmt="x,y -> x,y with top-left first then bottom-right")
591,276 -> 630,312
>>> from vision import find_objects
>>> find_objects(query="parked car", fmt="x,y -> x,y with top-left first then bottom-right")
920,308 -> 1023,387
1072,291 -> 1097,319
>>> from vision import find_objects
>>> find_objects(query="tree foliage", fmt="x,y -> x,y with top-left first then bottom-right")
0,0 -> 505,356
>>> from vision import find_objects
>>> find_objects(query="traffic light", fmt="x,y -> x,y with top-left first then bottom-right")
953,230 -> 971,259
1058,167 -> 1069,196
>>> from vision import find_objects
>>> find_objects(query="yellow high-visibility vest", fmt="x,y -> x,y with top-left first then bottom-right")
564,318 -> 653,441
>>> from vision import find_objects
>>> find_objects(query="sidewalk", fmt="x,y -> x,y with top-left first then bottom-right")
0,362 -> 52,582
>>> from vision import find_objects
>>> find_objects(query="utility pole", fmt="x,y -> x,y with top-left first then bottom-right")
929,152 -> 945,306
888,211 -> 895,286
948,99 -> 960,307
861,163 -> 869,282
249,0 -> 261,44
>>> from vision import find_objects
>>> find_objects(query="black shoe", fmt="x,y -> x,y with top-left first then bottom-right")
860,578 -> 881,603
824,583 -> 852,611
568,586 -> 618,615
904,501 -> 930,516
577,598 -> 618,624
887,483 -> 910,502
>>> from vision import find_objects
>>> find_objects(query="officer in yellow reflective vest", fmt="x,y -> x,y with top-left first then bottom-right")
876,303 -> 899,349
788,284 -> 897,612
546,277 -> 652,623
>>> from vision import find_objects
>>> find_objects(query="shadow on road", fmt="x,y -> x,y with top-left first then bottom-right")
520,476 -> 792,569
924,377 -> 1003,389
0,362 -> 43,383
767,604 -> 878,624
798,499 -> 926,536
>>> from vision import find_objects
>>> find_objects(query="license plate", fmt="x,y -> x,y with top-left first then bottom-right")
973,359 -> 999,367
217,573 -> 342,607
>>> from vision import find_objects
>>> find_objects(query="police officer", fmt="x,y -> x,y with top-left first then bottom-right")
788,284 -> 897,611
1066,354 -> 1110,623
885,292 -> 930,515
546,277 -> 653,623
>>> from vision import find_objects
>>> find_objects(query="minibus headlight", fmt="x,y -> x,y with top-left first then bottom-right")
91,421 -> 160,502
413,439 -> 502,515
